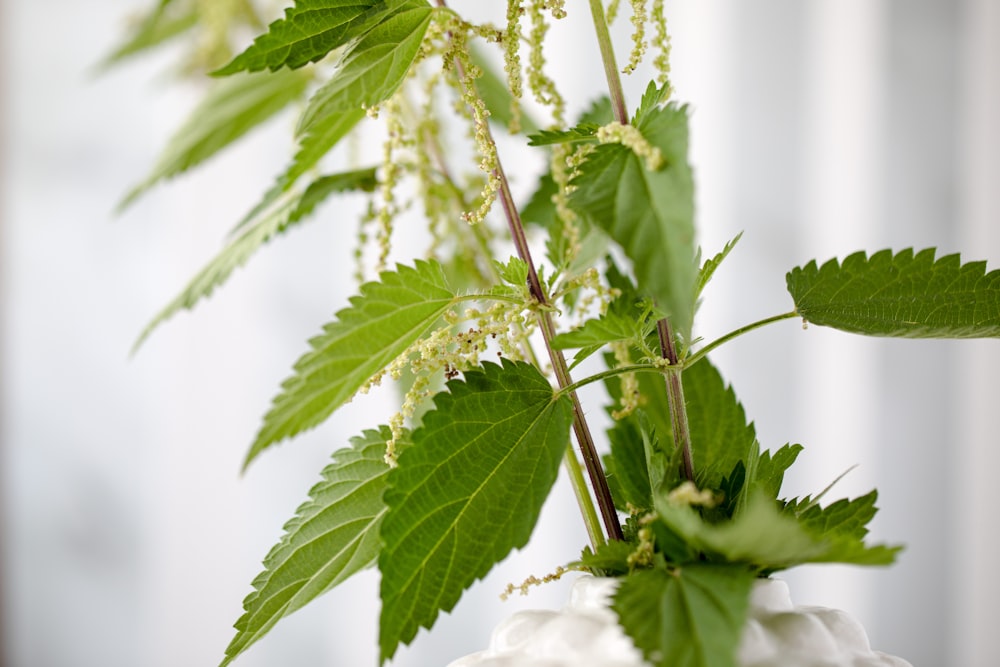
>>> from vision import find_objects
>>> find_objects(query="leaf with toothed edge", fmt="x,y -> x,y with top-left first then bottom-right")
133,168 -> 377,352
569,85 -> 697,340
244,260 -> 457,469
221,426 -> 403,666
215,1 -> 405,75
119,68 -> 312,210
613,564 -> 755,667
377,360 -> 573,663
295,2 -> 436,138
787,248 -> 1000,338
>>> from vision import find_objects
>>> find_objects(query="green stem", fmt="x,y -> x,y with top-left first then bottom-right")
684,312 -> 798,368
563,445 -> 605,549
557,362 -> 663,397
658,319 -> 694,482
587,0 -> 629,124
586,1 -> 693,482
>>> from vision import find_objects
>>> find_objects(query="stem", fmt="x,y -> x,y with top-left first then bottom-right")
684,311 -> 798,369
536,308 -> 623,542
439,1 -> 623,544
563,446 -> 605,548
588,0 -> 629,124
657,319 -> 694,482
557,362 -> 662,397
586,3 -> 695,483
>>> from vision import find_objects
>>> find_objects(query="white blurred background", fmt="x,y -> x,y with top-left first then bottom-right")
1,1 -> 998,666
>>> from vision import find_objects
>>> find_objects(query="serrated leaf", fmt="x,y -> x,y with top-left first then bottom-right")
100,0 -> 198,68
570,99 -> 697,339
575,540 -> 635,576
655,492 -> 900,570
120,68 -> 312,209
215,0 -> 385,75
221,426 -> 400,666
494,256 -> 530,288
378,360 -> 573,662
296,3 -> 435,137
551,312 -> 642,350
696,232 -> 742,302
246,260 -> 456,468
614,565 -> 754,667
753,443 -> 803,499
134,168 -> 377,351
788,490 -> 879,541
656,493 -> 829,568
527,123 -> 601,146
633,82 -> 671,125
787,248 -> 1000,338
682,360 -> 758,492
605,415 -> 653,512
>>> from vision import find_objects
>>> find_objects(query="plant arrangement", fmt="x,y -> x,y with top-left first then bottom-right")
111,1 -> 1000,666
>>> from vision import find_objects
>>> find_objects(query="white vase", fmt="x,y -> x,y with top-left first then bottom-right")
448,575 -> 912,667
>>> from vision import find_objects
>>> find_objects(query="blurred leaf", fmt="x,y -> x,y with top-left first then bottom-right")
134,168 -> 377,351
120,68 -> 311,209
100,0 -> 198,68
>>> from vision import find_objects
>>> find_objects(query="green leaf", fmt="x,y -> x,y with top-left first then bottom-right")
656,493 -> 828,568
521,171 -> 558,229
281,106 -> 368,190
494,256 -> 530,288
551,312 -> 642,350
753,444 -> 803,500
614,565 -> 755,667
682,359 -> 758,492
787,248 -> 1000,338
215,0 -> 387,75
788,490 -> 879,542
120,68 -> 312,209
221,427 -> 401,666
655,492 -> 900,570
696,232 -> 742,303
605,415 -> 653,511
575,540 -> 635,576
378,360 -> 573,662
245,260 -> 456,468
100,0 -> 198,68
527,123 -> 601,146
570,98 -> 697,339
134,168 -> 377,351
296,3 -> 436,138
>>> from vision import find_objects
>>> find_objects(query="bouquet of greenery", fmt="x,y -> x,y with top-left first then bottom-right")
110,1 -> 1000,665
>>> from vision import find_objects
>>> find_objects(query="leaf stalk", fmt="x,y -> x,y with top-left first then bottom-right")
684,311 -> 798,368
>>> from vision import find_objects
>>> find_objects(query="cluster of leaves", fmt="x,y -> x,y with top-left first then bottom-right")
111,2 -> 1000,667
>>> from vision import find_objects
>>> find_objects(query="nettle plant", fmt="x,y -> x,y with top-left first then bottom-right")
113,1 -> 1000,666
